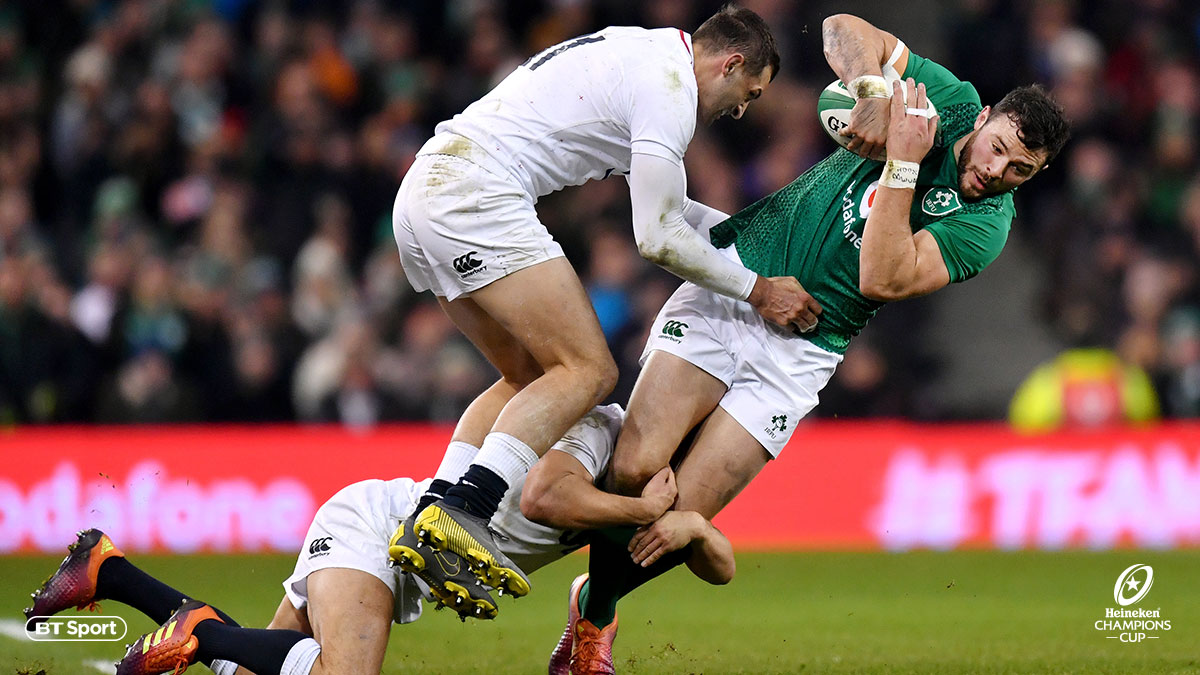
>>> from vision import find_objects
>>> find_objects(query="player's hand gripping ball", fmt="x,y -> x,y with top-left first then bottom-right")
817,76 -> 937,152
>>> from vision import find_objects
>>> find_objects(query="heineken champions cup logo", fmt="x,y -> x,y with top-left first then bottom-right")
1094,564 -> 1171,643
1114,564 -> 1153,606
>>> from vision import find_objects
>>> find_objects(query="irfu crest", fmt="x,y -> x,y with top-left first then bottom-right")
922,187 -> 963,216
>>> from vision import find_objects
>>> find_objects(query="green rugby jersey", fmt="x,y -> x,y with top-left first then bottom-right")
710,52 -> 1014,354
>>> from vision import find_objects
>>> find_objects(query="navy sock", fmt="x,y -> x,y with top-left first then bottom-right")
194,621 -> 310,674
415,478 -> 453,515
441,465 -> 509,519
96,557 -> 239,627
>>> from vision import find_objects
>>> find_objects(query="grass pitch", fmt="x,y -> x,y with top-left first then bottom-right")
2,549 -> 1198,674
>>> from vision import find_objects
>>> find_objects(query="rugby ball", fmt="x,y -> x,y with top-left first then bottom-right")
817,78 -> 936,149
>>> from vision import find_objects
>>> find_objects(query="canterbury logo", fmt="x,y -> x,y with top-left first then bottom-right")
309,537 -> 333,555
661,320 -> 688,338
452,252 -> 483,275
142,621 -> 177,653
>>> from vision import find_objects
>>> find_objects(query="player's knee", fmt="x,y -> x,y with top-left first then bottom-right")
609,453 -> 660,497
590,353 -> 619,402
566,350 -> 618,405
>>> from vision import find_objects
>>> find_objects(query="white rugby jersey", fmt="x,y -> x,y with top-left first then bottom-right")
490,404 -> 622,573
388,406 -> 621,623
436,27 -> 698,199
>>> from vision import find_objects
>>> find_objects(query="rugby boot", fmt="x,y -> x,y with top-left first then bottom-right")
412,502 -> 532,597
389,516 -> 498,621
115,600 -> 223,675
24,528 -> 124,625
570,613 -> 618,675
548,573 -> 588,675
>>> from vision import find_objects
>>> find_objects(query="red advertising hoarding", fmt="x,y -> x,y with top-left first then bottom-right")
1,423 -> 1198,553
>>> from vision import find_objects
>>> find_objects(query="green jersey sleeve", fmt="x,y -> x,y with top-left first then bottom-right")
902,50 -> 982,148
923,194 -> 1014,283
902,50 -> 979,111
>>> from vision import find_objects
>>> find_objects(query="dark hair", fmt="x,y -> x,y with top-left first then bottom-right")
992,84 -> 1071,164
692,4 -> 781,81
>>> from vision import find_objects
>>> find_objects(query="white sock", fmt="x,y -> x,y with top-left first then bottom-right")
280,637 -> 321,675
472,432 -> 539,488
433,441 -> 480,485
209,660 -> 238,675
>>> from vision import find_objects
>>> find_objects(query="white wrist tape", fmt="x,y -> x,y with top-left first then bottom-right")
880,159 -> 919,189
848,74 -> 890,99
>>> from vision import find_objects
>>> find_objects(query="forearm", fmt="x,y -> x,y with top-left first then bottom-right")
642,218 -> 757,300
858,181 -> 918,301
522,477 -> 660,531
822,14 -> 888,84
682,513 -> 736,585
630,153 -> 757,300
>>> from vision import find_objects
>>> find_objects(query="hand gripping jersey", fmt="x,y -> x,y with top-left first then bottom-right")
436,26 -> 699,199
710,50 -> 1014,355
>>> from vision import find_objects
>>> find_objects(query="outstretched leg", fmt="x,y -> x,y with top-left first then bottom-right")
25,529 -> 239,628
117,568 -> 394,675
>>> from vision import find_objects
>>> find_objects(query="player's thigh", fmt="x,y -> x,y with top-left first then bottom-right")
610,350 -> 728,494
305,568 -> 394,675
437,295 -> 543,386
266,595 -> 312,634
470,257 -> 613,374
673,406 -> 772,519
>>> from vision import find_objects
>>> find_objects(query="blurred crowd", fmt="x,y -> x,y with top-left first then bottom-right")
1,0 -> 1199,425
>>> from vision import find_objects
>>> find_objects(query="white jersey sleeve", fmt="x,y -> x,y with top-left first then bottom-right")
627,41 -> 698,163
490,404 -> 624,574
628,153 -> 757,300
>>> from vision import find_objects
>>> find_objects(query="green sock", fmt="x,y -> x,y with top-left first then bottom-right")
578,579 -> 591,616
580,527 -> 633,628
579,526 -> 693,629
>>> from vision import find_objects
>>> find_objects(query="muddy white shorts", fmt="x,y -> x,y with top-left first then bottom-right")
641,248 -> 842,457
283,478 -> 431,625
392,133 -> 565,301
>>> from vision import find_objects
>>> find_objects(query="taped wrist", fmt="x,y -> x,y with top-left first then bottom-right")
880,159 -> 919,189
848,74 -> 890,99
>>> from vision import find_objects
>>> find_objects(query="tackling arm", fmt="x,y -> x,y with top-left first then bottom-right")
519,449 -> 676,530
628,152 -> 757,300
629,510 -> 736,585
629,153 -> 823,331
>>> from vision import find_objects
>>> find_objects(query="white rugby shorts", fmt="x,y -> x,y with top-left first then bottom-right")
641,249 -> 842,457
392,133 -> 565,301
283,478 -> 430,625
